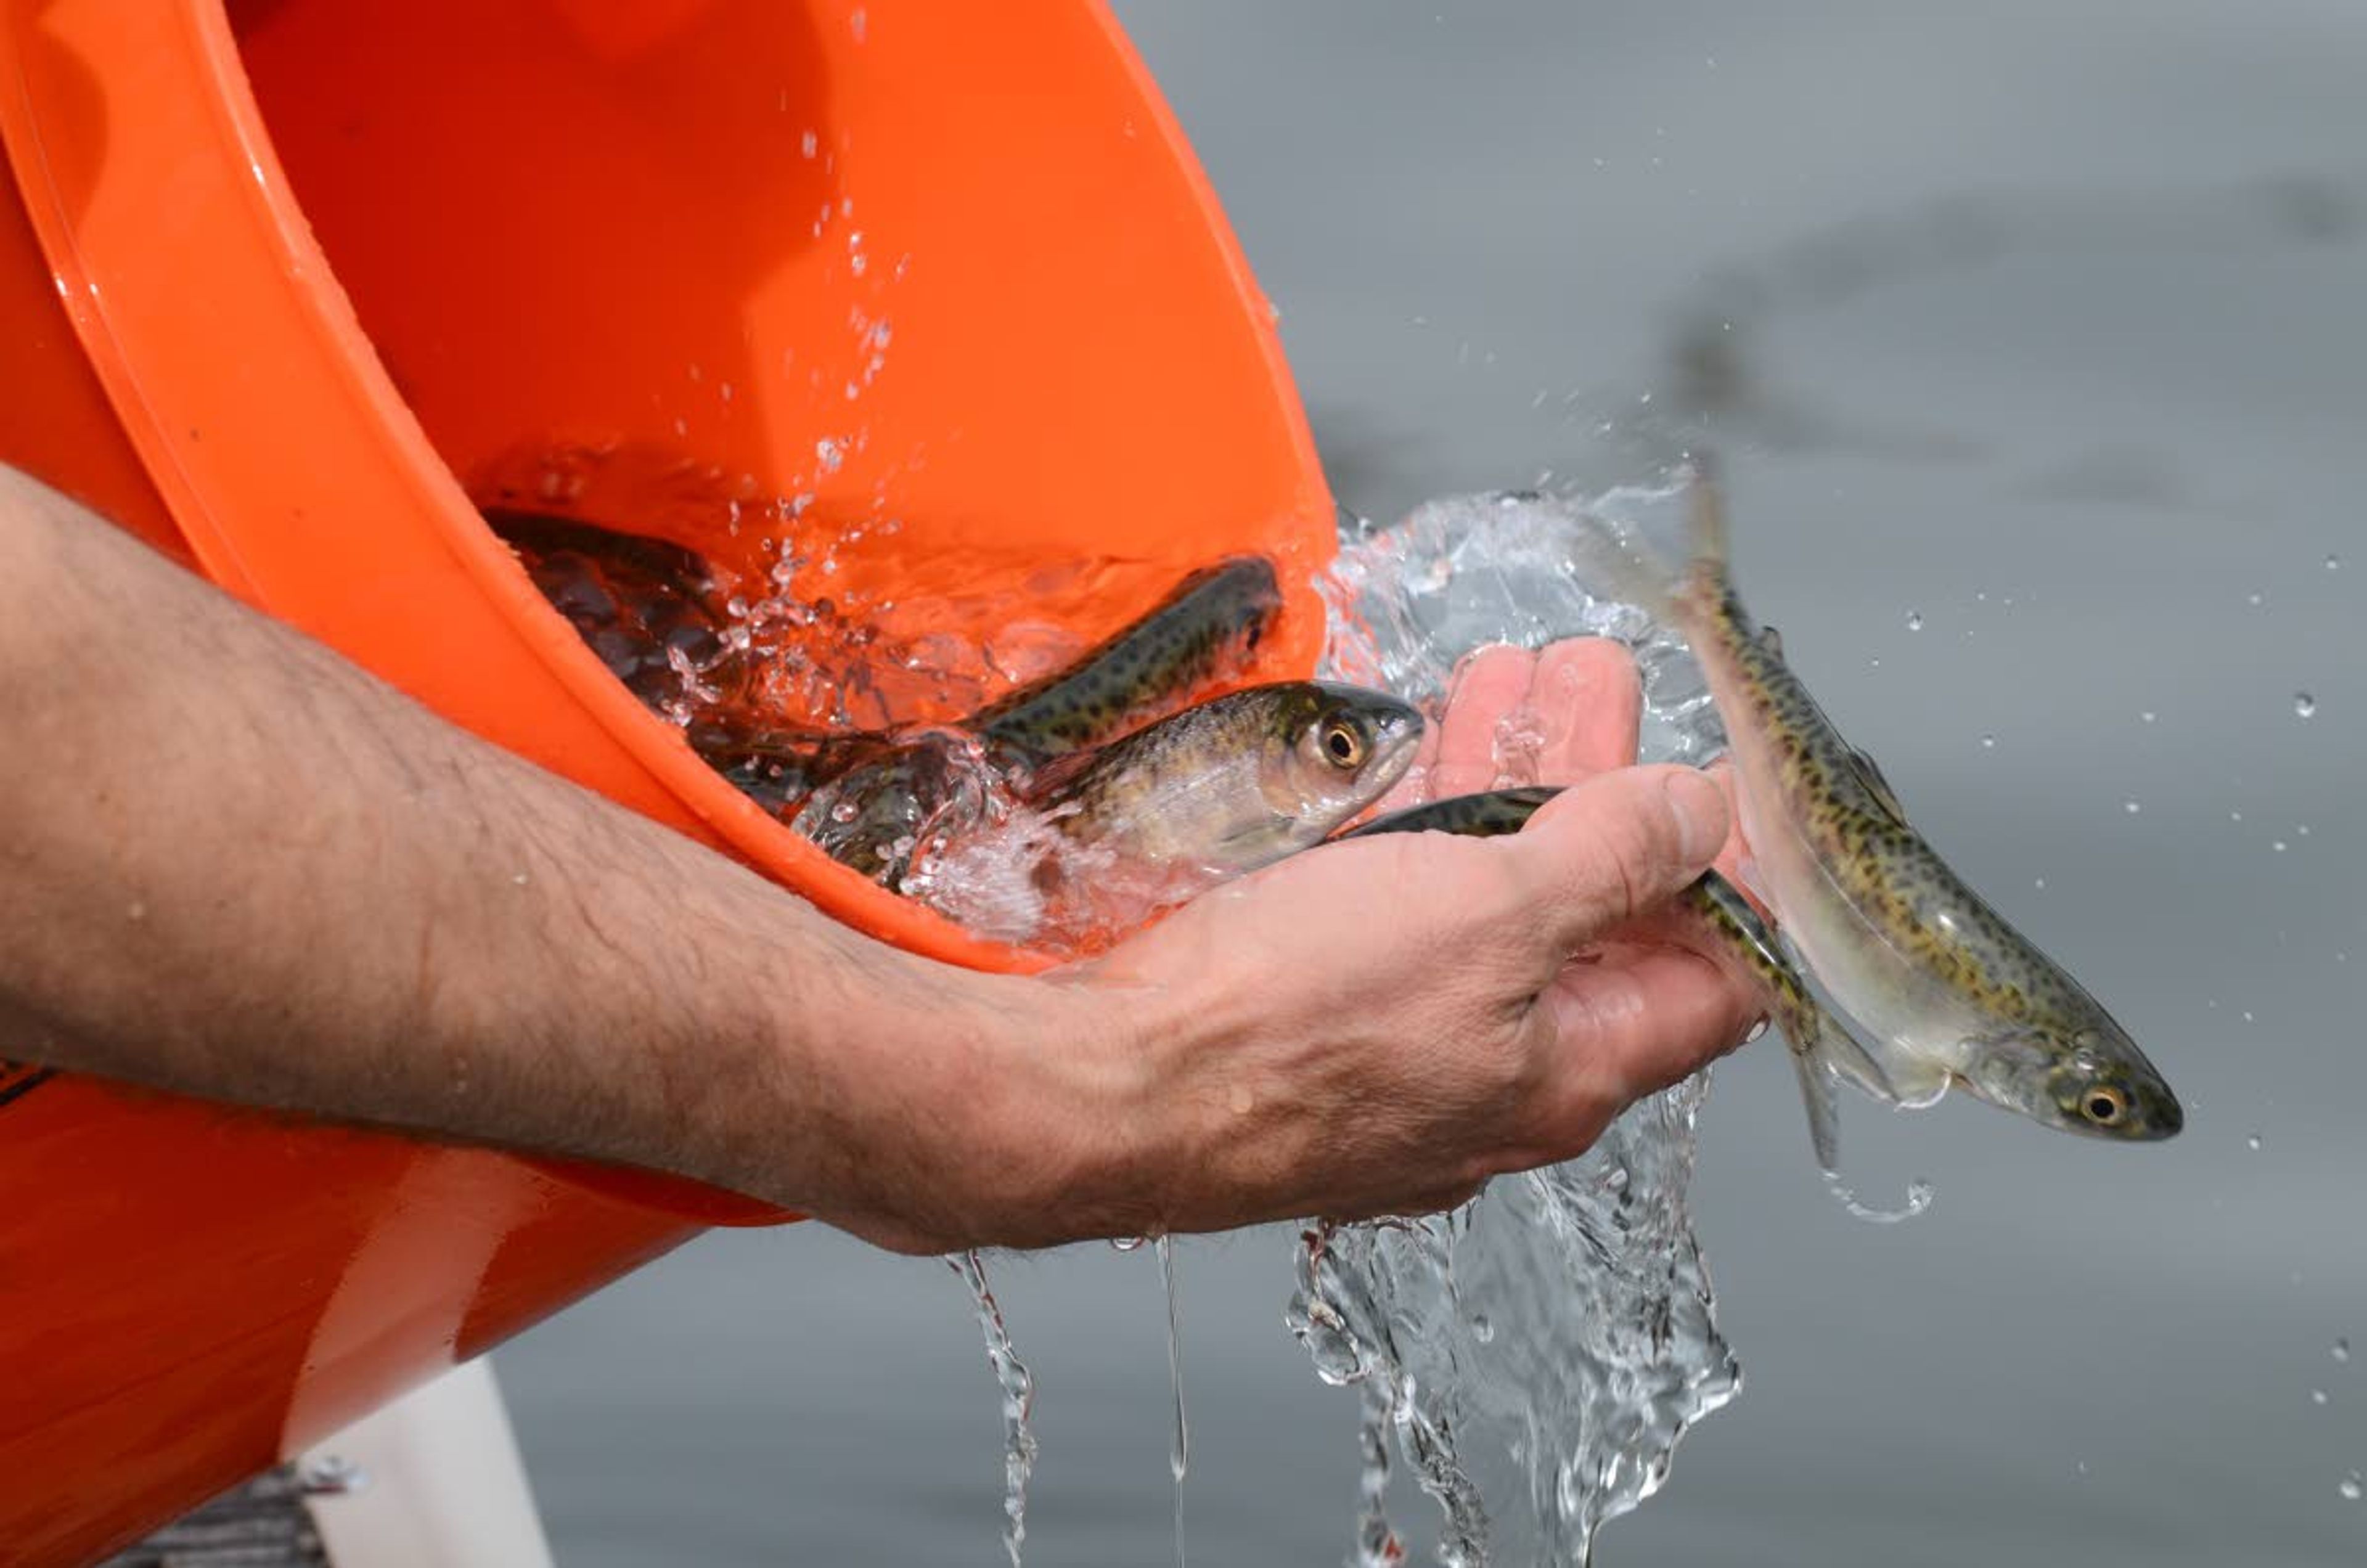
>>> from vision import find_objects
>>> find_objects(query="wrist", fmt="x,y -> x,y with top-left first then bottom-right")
689,916 -> 1150,1253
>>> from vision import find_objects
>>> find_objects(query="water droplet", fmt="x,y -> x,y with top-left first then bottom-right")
1110,1236 -> 1148,1252
2273,840 -> 2290,854
1470,1313 -> 1495,1345
1905,610 -> 1924,632
2140,710 -> 2158,725
2247,590 -> 2267,608
2034,877 -> 2048,890
2295,692 -> 2318,719
2313,1388 -> 2330,1406
2342,1472 -> 2361,1503
950,1253 -> 1036,1567
2247,1133 -> 2263,1151
2124,799 -> 2143,815
801,129 -> 819,158
2074,1460 -> 2090,1478
2328,555 -> 2344,572
1980,733 -> 1997,749
2334,1337 -> 2352,1363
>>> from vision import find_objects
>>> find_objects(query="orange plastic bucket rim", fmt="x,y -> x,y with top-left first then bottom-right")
2,0 -> 1337,979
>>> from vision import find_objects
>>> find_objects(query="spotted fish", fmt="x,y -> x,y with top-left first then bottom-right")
1577,463 -> 2183,1175
1029,681 -> 1422,874
969,556 -> 1282,763
492,508 -> 1288,870
486,507 -> 751,713
784,556 -> 1286,878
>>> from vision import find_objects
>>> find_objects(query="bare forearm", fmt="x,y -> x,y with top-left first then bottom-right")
0,467 -> 1756,1257
0,467 -> 989,1216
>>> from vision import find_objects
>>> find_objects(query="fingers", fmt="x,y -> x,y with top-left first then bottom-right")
1520,942 -> 1762,1158
1702,761 -> 1759,896
1425,638 -> 1641,802
1531,638 -> 1643,782
1429,645 -> 1537,799
1503,766 -> 1732,958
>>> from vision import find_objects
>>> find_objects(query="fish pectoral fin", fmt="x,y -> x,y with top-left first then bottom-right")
1842,743 -> 1912,826
1815,1018 -> 1905,1105
1874,1052 -> 1955,1110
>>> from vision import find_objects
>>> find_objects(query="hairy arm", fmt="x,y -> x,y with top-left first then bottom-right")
0,467 -> 1756,1254
0,464 -> 1010,1232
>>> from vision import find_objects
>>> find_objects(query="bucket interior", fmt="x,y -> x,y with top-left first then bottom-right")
224,0 -> 1335,957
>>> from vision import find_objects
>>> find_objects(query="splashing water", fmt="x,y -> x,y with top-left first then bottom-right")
952,1251 -> 1039,1568
1286,1089 -> 1739,1566
1349,1383 -> 1408,1567
1320,487 -> 1727,766
1297,487 -> 1743,1564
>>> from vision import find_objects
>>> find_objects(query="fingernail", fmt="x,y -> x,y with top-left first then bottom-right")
1662,768 -> 1727,864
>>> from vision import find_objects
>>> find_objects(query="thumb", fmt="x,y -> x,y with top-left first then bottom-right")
1498,766 -> 1731,958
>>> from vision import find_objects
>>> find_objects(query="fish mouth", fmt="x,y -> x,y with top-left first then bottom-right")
1365,716 -> 1424,794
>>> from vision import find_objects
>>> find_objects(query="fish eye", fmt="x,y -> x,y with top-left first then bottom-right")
2079,1084 -> 2130,1128
1318,717 -> 1368,769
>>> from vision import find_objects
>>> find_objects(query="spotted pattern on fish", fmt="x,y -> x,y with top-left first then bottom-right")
493,509 -> 1286,878
1683,576 -> 2098,1029
1339,786 -> 1825,1047
971,556 -> 1282,762
486,507 -> 751,711
1031,681 -> 1417,857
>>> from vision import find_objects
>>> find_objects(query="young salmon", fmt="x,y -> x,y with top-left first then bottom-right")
788,557 -> 1286,878
968,556 -> 1282,764
1579,465 -> 2183,1175
1030,681 -> 1422,875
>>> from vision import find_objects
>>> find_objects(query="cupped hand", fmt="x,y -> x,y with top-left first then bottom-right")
925,639 -> 1765,1250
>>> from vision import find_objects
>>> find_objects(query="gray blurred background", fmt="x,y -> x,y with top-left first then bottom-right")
494,4 -> 2367,1563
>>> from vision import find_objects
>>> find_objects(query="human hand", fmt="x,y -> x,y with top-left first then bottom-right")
841,639 -> 1762,1251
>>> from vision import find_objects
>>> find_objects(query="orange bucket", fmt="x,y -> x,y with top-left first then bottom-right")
0,1 -> 1335,1559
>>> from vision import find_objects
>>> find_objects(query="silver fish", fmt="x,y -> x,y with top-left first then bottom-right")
1029,681 -> 1422,875
1579,463 -> 2183,1177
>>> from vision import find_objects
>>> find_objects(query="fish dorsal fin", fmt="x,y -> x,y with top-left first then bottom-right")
1757,623 -> 1784,659
1846,744 -> 1911,826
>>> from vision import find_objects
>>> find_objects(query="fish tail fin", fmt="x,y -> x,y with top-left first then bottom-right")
1685,454 -> 1742,616
1569,452 -> 1740,622
1681,451 -> 1732,581
1569,504 -> 1683,621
